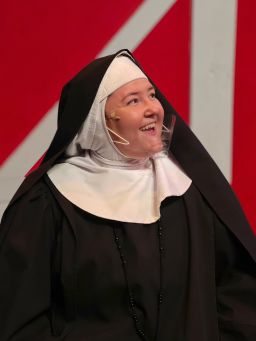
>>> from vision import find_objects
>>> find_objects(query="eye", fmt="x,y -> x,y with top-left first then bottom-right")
127,97 -> 139,105
149,92 -> 156,99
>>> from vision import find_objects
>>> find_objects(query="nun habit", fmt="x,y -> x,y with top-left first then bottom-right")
0,50 -> 256,341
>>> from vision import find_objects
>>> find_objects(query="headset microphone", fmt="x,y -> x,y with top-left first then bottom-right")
108,112 -> 120,120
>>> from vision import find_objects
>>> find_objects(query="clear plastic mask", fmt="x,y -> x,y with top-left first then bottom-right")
161,114 -> 176,156
106,114 -> 176,160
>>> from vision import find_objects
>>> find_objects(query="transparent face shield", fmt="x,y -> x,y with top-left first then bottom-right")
161,114 -> 176,156
105,114 -> 176,159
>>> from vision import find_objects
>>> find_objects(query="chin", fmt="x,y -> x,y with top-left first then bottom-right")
139,148 -> 163,159
149,141 -> 164,154
120,141 -> 164,159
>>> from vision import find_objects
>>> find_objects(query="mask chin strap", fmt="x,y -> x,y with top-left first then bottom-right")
107,127 -> 130,145
161,115 -> 176,155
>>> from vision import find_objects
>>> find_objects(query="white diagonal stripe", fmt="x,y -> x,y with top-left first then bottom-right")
0,103 -> 58,178
0,0 -> 176,217
98,0 -> 177,56
0,104 -> 58,216
190,0 -> 238,182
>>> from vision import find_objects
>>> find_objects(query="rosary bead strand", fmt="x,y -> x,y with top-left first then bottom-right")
113,219 -> 165,341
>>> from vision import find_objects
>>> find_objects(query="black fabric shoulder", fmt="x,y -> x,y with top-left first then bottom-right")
214,212 -> 256,338
0,178 -> 62,247
184,184 -> 256,263
214,212 -> 256,283
0,178 -> 64,340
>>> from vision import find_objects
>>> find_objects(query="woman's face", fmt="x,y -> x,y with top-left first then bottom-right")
105,78 -> 164,158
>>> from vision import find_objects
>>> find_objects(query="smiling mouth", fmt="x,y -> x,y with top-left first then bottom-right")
139,122 -> 156,132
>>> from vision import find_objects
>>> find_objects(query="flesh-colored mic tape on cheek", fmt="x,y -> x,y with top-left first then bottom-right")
108,112 -> 120,120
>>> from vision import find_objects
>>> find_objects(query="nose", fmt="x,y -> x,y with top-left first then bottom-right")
144,98 -> 161,118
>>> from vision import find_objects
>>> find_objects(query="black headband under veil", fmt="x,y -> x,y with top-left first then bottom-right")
2,49 -> 255,260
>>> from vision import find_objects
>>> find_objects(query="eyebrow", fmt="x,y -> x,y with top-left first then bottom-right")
122,85 -> 155,101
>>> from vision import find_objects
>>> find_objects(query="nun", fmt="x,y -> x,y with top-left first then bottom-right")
0,50 -> 255,341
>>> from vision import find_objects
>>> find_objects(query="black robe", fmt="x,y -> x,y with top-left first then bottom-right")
0,175 -> 255,341
0,49 -> 256,340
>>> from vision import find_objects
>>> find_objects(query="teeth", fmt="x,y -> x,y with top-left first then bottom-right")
140,123 -> 156,131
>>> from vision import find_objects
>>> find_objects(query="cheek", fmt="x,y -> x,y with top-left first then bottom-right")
159,111 -> 164,123
157,104 -> 165,121
117,112 -> 141,133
